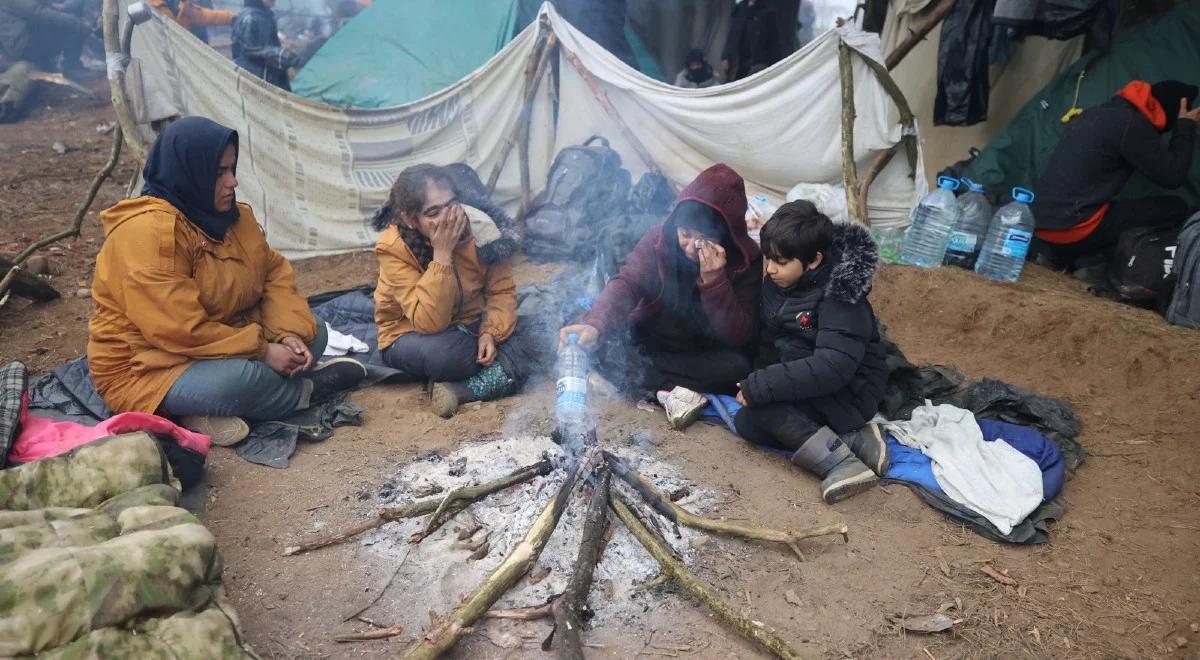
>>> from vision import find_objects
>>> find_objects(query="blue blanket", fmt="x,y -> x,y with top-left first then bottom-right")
884,418 -> 1065,501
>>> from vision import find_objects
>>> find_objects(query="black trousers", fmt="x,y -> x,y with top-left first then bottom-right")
734,393 -> 877,452
593,329 -> 752,397
1046,196 -> 1190,264
381,318 -> 553,384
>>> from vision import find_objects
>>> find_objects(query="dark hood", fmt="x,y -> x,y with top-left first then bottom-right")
824,221 -> 879,303
660,163 -> 760,274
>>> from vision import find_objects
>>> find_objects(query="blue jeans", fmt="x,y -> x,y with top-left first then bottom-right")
161,321 -> 329,422
381,320 -> 549,384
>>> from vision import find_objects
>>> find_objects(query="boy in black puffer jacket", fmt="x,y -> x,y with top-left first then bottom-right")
734,201 -> 890,504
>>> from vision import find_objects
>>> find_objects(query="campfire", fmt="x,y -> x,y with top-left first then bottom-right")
284,431 -> 850,659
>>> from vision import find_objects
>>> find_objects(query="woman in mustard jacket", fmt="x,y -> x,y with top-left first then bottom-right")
373,164 -> 545,418
88,116 -> 365,444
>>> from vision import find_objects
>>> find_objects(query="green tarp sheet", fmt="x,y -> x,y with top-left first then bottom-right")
291,0 -> 663,109
962,2 -> 1200,209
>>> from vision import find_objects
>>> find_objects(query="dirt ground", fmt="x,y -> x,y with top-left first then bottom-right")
3,89 -> 1200,659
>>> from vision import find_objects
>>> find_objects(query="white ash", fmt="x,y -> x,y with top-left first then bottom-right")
361,434 -> 718,631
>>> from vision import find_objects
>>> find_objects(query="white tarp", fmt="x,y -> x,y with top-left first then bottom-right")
127,2 -> 924,258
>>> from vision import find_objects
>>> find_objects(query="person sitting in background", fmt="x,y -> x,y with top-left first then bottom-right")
373,165 -> 545,418
0,0 -> 93,82
560,163 -> 762,430
232,0 -> 297,90
1034,80 -> 1199,269
734,202 -> 889,505
88,117 -> 367,446
674,48 -> 721,89
147,0 -> 235,33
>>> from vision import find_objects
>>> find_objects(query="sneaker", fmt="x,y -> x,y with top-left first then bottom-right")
656,386 -> 708,430
179,415 -> 249,447
840,422 -> 890,476
308,357 -> 368,400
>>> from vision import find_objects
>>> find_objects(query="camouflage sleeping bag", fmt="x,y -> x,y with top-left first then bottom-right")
0,433 -> 256,658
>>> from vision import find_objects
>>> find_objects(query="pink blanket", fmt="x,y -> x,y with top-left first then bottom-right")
10,393 -> 211,464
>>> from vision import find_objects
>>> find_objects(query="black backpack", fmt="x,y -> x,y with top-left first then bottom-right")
524,136 -> 631,261
1107,225 -> 1179,308
1166,211 -> 1200,328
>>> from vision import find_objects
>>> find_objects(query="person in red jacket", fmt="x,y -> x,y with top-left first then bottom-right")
560,163 -> 762,429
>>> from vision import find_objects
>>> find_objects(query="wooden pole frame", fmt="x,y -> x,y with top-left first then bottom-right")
101,0 -> 149,161
837,40 -> 868,225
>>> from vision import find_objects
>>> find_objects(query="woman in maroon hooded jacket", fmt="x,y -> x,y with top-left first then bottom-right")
560,164 -> 762,429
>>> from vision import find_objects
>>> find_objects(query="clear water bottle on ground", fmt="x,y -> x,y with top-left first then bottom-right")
556,333 -> 590,436
901,176 -> 962,268
944,178 -> 994,269
975,187 -> 1036,283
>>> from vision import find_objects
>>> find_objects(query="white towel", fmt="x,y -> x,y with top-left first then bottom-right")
884,402 -> 1043,535
323,324 -> 370,357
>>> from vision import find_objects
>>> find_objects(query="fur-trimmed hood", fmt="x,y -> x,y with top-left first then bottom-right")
824,221 -> 879,304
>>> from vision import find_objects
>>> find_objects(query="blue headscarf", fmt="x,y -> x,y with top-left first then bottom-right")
141,116 -> 240,241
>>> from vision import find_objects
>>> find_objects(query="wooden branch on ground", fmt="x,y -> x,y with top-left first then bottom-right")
884,0 -> 956,70
853,51 -> 919,180
0,123 -> 123,304
403,453 -> 595,660
558,42 -> 667,180
334,624 -> 405,642
282,459 -> 553,556
483,598 -> 557,621
609,492 -> 805,660
837,40 -> 867,225
604,452 -> 847,562
550,467 -> 611,659
486,29 -> 557,196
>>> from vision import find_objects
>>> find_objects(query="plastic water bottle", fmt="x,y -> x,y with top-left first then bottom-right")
944,178 -> 994,269
555,334 -> 590,433
901,176 -> 962,268
975,187 -> 1036,283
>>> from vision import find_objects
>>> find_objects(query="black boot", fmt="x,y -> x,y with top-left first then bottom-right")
430,363 -> 516,418
790,426 -> 878,504
839,422 -> 890,476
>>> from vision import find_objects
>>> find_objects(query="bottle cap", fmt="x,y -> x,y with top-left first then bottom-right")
962,178 -> 985,193
936,175 -> 960,191
567,333 -> 579,344
1012,187 -> 1035,203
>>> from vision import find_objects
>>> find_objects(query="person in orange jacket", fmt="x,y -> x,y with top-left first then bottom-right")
88,116 -> 366,446
373,164 -> 548,418
147,0 -> 235,31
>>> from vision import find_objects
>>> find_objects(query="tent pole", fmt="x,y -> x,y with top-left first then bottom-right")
558,42 -> 668,182
486,26 -> 556,197
884,0 -> 955,70
854,50 -> 918,180
102,0 -> 149,161
837,40 -> 867,225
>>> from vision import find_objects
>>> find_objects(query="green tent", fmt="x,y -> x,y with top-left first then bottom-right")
962,2 -> 1200,209
291,0 -> 664,109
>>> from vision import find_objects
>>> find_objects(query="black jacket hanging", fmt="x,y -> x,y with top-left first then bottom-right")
934,0 -> 996,127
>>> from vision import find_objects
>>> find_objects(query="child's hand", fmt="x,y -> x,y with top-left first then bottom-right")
735,384 -> 747,406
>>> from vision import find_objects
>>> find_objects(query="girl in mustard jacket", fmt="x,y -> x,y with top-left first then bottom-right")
88,116 -> 365,445
373,164 -> 545,418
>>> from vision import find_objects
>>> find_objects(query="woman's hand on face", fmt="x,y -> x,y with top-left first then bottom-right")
559,324 -> 599,350
280,335 -> 313,374
476,332 -> 497,366
265,342 -> 306,376
698,241 -> 727,283
735,384 -> 747,407
429,205 -> 468,263
449,204 -> 473,245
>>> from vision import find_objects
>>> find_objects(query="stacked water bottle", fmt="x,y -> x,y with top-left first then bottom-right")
900,175 -> 1037,283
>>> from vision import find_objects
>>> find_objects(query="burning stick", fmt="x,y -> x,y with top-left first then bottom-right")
403,453 -> 597,659
604,452 -> 847,562
282,459 -> 553,556
609,492 -> 804,660
549,466 -> 612,659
